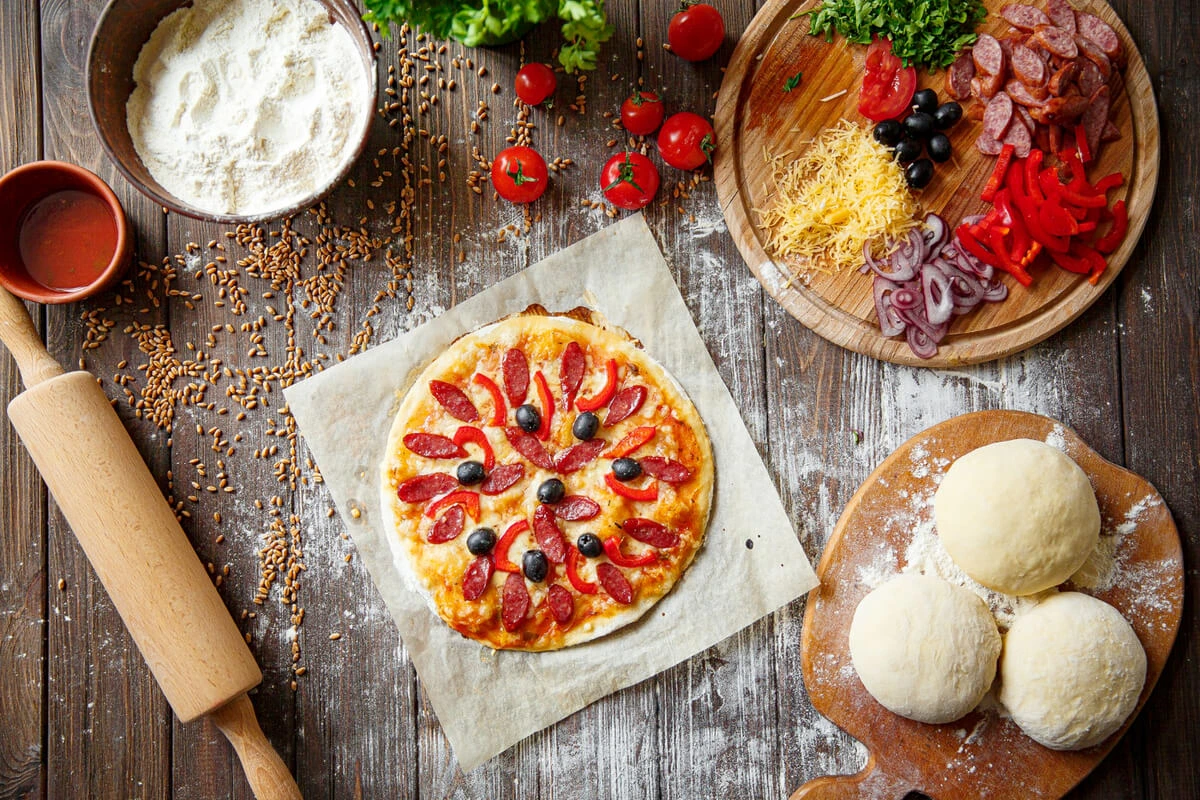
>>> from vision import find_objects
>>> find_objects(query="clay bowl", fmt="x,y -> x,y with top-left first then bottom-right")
86,0 -> 377,224
0,161 -> 133,304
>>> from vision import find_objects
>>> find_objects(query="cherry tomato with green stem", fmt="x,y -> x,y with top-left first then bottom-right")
601,152 -> 660,210
668,3 -> 725,62
657,112 -> 715,170
491,147 -> 548,204
621,91 -> 666,136
514,63 -> 557,106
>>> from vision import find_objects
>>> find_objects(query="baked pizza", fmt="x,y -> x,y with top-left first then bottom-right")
380,308 -> 714,651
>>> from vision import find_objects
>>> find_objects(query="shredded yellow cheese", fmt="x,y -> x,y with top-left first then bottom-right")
759,119 -> 918,276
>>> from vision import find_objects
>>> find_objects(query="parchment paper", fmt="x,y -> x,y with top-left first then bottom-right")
285,215 -> 818,770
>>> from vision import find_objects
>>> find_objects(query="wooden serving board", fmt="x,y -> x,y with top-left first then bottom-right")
793,410 -> 1184,799
713,0 -> 1160,367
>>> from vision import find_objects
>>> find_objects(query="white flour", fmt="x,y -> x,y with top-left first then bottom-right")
127,0 -> 371,216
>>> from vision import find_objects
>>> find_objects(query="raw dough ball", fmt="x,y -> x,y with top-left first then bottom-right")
849,574 -> 1001,724
1000,592 -> 1146,750
934,438 -> 1100,595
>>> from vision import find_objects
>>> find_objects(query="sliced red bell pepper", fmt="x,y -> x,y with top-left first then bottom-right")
534,370 -> 553,441
1093,173 -> 1125,195
494,520 -> 528,573
1074,124 -> 1092,164
604,472 -> 659,501
1025,149 -> 1045,203
1096,200 -> 1128,255
987,226 -> 1034,286
1049,249 -> 1092,274
956,224 -> 1002,270
472,373 -> 506,427
453,426 -> 495,471
1063,151 -> 1088,186
1039,200 -> 1080,238
565,546 -> 597,594
1056,185 -> 1109,209
576,359 -> 619,412
425,490 -> 480,521
1011,194 -> 1070,253
603,426 -> 657,458
602,535 -> 657,568
981,144 -> 1016,203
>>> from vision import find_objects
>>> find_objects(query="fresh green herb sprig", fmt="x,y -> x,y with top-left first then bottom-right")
783,70 -> 804,92
364,0 -> 612,73
806,0 -> 987,69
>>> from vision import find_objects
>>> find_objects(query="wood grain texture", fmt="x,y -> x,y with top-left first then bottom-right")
796,410 -> 1183,799
715,0 -> 1159,367
0,0 -> 1196,796
0,4 -> 45,798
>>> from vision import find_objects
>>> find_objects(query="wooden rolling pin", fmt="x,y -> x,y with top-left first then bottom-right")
0,285 -> 302,800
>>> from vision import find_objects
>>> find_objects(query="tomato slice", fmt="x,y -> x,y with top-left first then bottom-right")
858,37 -> 917,122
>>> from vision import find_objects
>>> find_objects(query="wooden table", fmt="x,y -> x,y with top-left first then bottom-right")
0,1 -> 1194,798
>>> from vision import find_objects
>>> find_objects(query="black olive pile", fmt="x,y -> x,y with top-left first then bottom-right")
873,89 -> 963,190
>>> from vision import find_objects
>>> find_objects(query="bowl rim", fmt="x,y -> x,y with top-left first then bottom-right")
0,160 -> 133,305
85,0 -> 379,225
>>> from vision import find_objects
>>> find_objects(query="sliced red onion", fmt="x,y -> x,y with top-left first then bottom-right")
864,213 -> 1011,359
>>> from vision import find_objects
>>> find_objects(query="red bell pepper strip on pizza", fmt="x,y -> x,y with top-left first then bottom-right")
494,519 -> 527,573
565,547 -> 597,594
425,490 -> 480,521
576,358 -> 619,412
602,535 -> 657,568
603,426 -> 656,458
534,370 -> 554,441
453,426 -> 495,470
472,373 -> 506,426
604,472 -> 659,501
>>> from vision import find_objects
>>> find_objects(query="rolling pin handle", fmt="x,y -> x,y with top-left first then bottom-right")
210,693 -> 304,800
0,285 -> 63,388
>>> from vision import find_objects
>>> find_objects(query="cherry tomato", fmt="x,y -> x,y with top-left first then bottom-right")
491,147 -> 548,204
621,91 -> 666,136
668,3 -> 725,62
601,152 -> 660,210
514,63 -> 557,106
657,112 -> 715,170
858,37 -> 917,122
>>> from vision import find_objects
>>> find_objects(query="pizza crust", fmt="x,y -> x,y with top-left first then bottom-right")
379,309 -> 714,651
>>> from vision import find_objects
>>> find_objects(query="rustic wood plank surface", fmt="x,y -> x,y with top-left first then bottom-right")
0,0 -> 1195,798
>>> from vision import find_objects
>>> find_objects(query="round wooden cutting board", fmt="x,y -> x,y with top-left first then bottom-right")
794,410 -> 1184,799
714,0 -> 1160,367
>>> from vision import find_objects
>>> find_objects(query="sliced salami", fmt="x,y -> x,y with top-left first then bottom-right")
555,495 -> 601,521
604,386 -> 647,426
596,563 -> 633,605
1002,121 -> 1033,158
973,34 -> 1006,76
560,341 -> 586,406
504,426 -> 555,469
546,583 -> 574,623
429,380 -> 478,422
976,132 -> 1005,156
554,439 -> 606,474
1101,120 -> 1122,143
1011,44 -> 1047,87
972,71 -> 1005,100
502,348 -> 529,405
1001,4 -> 1050,31
480,462 -> 525,495
397,473 -> 458,503
533,505 -> 568,563
1077,59 -> 1105,96
1015,104 -> 1037,134
1076,12 -> 1124,63
428,504 -> 465,543
1007,80 -> 1049,107
462,556 -> 494,601
1074,35 -> 1113,79
639,456 -> 692,484
1031,25 -> 1079,59
946,52 -> 975,101
622,518 -> 680,549
1081,85 -> 1111,158
501,572 -> 530,631
1048,61 -> 1080,95
1048,0 -> 1078,34
983,92 -> 1015,141
404,432 -> 466,459
1030,94 -> 1090,126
